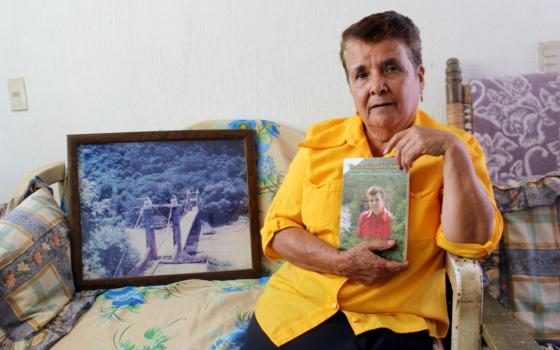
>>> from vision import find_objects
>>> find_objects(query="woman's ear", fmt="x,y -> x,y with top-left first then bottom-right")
418,65 -> 426,93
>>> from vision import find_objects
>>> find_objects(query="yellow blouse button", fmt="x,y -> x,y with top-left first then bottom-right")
351,316 -> 360,322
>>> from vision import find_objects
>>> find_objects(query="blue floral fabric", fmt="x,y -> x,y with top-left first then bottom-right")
51,278 -> 269,349
227,119 -> 284,202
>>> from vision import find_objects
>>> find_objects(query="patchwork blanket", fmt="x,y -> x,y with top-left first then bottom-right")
471,73 -> 560,343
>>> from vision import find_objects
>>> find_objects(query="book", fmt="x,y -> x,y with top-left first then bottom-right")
338,158 -> 409,262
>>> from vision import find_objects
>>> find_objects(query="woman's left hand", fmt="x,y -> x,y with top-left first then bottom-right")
383,125 -> 496,245
383,126 -> 460,172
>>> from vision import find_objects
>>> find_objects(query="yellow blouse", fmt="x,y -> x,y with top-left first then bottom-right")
255,110 -> 503,346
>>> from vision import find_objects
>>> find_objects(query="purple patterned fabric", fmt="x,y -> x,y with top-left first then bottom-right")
470,73 -> 560,187
471,74 -> 560,342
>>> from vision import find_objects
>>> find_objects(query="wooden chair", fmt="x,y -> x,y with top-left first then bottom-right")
445,58 -> 542,350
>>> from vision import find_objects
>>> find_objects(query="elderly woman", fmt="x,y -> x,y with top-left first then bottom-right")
242,11 -> 502,350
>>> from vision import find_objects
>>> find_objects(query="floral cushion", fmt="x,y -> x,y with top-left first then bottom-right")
0,188 -> 74,343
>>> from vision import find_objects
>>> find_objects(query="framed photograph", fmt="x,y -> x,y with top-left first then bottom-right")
67,129 -> 261,290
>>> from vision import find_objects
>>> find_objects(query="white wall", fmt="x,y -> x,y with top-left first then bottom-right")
1,0 -> 559,201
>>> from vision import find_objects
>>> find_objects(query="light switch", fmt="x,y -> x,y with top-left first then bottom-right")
7,78 -> 28,111
538,41 -> 560,73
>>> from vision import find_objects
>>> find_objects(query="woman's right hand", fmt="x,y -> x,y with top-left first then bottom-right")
334,240 -> 409,285
271,227 -> 408,285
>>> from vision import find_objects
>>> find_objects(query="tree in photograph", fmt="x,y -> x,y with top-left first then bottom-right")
82,223 -> 140,279
199,180 -> 247,214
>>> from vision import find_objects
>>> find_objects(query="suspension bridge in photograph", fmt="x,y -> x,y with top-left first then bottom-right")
113,189 -> 208,277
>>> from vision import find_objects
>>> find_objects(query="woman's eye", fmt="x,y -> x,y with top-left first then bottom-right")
356,72 -> 368,80
385,65 -> 399,73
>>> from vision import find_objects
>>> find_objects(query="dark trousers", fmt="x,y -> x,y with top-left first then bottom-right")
241,311 -> 434,350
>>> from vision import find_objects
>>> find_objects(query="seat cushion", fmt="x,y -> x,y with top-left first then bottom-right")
50,278 -> 268,350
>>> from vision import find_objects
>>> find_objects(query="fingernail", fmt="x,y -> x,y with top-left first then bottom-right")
388,240 -> 395,245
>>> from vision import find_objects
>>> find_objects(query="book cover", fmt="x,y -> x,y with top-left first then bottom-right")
338,158 -> 409,262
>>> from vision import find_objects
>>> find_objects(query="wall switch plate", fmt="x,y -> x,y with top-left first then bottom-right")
7,78 -> 28,111
538,41 -> 560,73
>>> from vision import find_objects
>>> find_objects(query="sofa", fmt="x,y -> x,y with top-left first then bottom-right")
1,119 -> 483,350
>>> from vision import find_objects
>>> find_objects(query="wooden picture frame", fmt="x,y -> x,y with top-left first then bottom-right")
67,129 -> 261,290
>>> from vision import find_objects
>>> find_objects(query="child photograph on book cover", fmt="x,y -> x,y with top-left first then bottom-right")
339,158 -> 408,262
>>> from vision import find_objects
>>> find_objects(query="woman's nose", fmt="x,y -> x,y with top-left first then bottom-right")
369,72 -> 388,95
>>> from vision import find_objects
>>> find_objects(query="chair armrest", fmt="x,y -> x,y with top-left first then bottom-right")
445,252 -> 483,350
9,161 -> 66,206
11,161 -> 66,194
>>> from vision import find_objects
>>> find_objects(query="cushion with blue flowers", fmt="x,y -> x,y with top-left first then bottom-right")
51,277 -> 269,350
0,188 -> 74,342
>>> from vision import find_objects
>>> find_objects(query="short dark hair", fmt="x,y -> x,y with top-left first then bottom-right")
366,186 -> 386,200
339,11 -> 422,75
